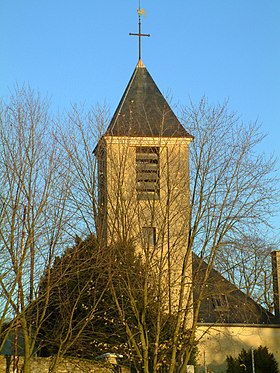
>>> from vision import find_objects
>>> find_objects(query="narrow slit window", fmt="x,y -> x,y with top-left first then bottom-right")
142,227 -> 156,247
136,147 -> 160,200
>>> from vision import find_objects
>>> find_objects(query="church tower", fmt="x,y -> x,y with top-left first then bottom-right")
94,9 -> 193,309
94,58 -> 193,308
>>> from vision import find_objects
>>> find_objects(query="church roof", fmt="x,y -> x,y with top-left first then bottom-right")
105,60 -> 192,138
193,253 -> 279,325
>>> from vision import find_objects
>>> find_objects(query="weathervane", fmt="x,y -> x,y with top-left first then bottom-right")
129,0 -> 150,61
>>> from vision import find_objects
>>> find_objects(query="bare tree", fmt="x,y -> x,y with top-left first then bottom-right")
53,103 -> 110,239
0,87 -> 72,373
25,103 -> 112,372
91,98 -> 278,372
46,97 -> 277,373
214,233 -> 276,311
1,88 -> 276,373
36,235 -> 110,373
178,97 -> 278,372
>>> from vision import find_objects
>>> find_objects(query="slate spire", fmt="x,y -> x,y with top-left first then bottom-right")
106,60 -> 192,138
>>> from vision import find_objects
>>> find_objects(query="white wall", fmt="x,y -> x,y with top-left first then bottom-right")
196,323 -> 280,372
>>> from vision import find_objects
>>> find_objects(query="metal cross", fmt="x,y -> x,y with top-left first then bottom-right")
129,4 -> 150,61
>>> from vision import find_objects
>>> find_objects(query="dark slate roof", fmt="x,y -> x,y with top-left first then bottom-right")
105,60 -> 192,138
192,253 -> 279,325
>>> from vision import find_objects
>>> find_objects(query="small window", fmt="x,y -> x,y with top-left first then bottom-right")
211,294 -> 229,312
142,227 -> 156,247
136,147 -> 160,200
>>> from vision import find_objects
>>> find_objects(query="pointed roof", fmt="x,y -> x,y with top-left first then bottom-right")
105,60 -> 192,138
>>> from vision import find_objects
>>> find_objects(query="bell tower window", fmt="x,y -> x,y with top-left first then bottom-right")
142,227 -> 157,247
136,147 -> 160,200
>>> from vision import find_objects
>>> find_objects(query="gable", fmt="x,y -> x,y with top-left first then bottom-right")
192,253 -> 279,325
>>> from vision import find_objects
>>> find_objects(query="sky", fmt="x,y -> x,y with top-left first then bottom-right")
1,0 -> 280,227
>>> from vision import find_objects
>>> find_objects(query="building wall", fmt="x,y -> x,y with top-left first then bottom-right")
196,324 -> 280,372
0,356 -> 123,373
97,136 -> 192,310
272,250 -> 280,318
102,136 -> 191,240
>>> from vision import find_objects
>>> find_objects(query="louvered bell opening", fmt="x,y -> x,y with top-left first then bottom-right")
136,147 -> 160,200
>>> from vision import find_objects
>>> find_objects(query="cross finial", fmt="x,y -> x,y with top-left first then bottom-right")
129,1 -> 150,61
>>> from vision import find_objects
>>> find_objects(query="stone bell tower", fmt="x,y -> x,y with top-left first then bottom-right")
94,58 -> 193,309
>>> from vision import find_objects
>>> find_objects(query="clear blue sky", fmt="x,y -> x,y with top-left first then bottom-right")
1,1 -> 280,228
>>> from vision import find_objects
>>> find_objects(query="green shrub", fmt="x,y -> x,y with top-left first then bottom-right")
226,346 -> 279,373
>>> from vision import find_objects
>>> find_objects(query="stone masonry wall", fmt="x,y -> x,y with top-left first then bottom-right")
0,356 -> 130,373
